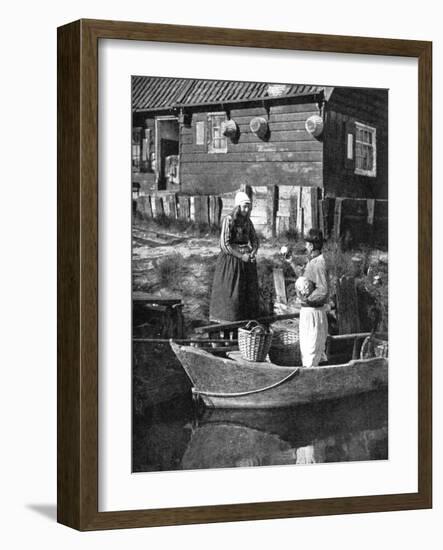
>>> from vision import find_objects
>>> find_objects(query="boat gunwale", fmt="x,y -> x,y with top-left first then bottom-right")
170,341 -> 388,372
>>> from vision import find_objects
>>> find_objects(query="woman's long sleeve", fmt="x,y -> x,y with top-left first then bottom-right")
220,216 -> 242,258
249,221 -> 259,255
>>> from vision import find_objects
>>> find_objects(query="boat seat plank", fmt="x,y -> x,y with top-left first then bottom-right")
195,313 -> 300,334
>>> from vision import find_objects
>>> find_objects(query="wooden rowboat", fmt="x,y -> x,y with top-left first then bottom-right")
170,340 -> 388,409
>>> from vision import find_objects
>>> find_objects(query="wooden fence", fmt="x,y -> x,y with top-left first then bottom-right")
135,192 -> 223,226
135,187 -> 388,246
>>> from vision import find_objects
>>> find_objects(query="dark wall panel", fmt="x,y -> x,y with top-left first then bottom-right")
323,88 -> 388,199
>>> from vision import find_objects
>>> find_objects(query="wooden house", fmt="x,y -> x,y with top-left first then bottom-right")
132,77 -> 388,244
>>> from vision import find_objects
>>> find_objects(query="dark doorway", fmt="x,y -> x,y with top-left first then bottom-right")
156,118 -> 179,190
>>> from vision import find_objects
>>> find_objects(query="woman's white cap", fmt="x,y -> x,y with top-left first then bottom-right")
234,191 -> 251,207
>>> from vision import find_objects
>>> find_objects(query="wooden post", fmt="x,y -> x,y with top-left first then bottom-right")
209,196 -> 216,226
136,195 -> 153,218
289,192 -> 298,233
147,196 -> 153,218
193,196 -> 201,223
318,197 -> 331,238
276,187 -> 290,236
169,194 -> 178,219
333,198 -> 343,240
154,196 -> 164,218
194,196 -> 209,224
201,196 -> 210,224
296,187 -> 303,236
311,187 -> 319,230
266,185 -> 278,237
336,275 -> 360,334
273,268 -> 287,305
165,195 -> 174,219
318,199 -> 325,236
297,206 -> 304,237
178,195 -> 190,220
320,199 -> 329,238
302,186 -> 318,231
214,197 -> 222,226
208,195 -> 222,226
163,195 -> 171,217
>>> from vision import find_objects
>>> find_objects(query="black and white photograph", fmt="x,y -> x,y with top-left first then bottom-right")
131,76 -> 389,473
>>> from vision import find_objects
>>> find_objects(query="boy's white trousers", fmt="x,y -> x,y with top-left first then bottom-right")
299,306 -> 328,367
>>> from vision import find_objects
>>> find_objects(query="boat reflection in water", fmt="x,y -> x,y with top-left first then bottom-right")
132,389 -> 387,472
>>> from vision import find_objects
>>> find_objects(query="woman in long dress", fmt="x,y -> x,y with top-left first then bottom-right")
209,191 -> 260,322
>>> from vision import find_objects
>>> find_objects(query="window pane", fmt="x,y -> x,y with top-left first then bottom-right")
132,144 -> 140,168
363,145 -> 372,170
209,114 -> 227,152
354,124 -> 375,174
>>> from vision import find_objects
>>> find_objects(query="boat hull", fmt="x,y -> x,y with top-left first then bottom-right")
170,342 -> 388,409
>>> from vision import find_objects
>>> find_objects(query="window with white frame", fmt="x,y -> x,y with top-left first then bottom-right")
355,122 -> 376,177
208,113 -> 228,153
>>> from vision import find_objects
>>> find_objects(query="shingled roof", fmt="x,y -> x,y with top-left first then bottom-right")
132,76 -> 325,112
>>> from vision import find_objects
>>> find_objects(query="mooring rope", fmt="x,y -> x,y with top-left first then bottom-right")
193,367 -> 300,398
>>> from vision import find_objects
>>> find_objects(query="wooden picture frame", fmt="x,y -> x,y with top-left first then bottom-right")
57,19 -> 432,530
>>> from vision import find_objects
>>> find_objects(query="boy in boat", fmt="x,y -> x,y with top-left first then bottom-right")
287,229 -> 329,367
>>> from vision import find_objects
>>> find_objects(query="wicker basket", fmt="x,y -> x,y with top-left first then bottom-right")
269,320 -> 302,366
269,343 -> 301,366
238,321 -> 273,362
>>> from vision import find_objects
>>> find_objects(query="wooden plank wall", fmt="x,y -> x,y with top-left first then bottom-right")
179,103 -> 323,195
322,197 -> 388,248
276,186 -> 319,236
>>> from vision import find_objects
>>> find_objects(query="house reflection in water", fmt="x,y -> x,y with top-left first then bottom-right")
295,427 -> 388,465
133,389 -> 388,473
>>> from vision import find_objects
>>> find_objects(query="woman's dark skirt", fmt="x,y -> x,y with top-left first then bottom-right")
209,252 -> 260,322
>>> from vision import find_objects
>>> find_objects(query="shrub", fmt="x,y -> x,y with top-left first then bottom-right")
256,256 -> 277,315
157,252 -> 184,289
322,239 -> 356,280
361,268 -> 389,332
323,239 -> 388,332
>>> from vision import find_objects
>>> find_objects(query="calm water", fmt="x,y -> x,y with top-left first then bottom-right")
132,389 -> 388,472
